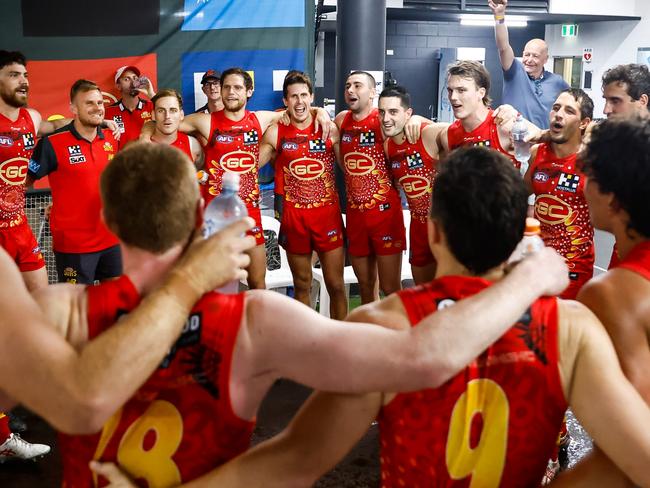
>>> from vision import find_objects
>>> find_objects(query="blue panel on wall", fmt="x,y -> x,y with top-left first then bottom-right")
182,49 -> 305,111
181,0 -> 305,31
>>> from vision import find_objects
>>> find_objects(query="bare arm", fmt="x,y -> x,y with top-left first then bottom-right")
488,0 -> 515,70
421,122 -> 447,159
244,248 -> 568,394
188,135 -> 204,169
0,219 -> 254,434
258,123 -> 278,169
559,300 -> 650,487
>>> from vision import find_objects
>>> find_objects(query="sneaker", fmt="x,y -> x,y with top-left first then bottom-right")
0,433 -> 50,462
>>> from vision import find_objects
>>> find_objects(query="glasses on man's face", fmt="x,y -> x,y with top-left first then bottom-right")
534,79 -> 543,97
204,81 -> 220,88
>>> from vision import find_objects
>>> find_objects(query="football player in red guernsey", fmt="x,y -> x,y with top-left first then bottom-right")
380,85 -> 446,284
149,89 -> 202,167
524,89 -> 595,300
38,143 -> 573,487
200,147 -> 650,488
259,71 -> 347,319
140,68 -> 331,290
439,60 -> 538,170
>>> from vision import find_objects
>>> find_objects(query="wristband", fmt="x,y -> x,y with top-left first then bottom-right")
495,15 -> 505,24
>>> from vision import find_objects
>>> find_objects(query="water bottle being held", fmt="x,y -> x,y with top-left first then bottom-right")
512,113 -> 531,176
203,173 -> 248,293
509,218 -> 544,263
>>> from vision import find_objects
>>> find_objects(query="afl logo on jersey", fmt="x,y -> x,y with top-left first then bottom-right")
344,152 -> 375,176
0,136 -> 13,147
399,175 -> 430,198
216,134 -> 234,144
219,150 -> 256,173
289,158 -> 324,180
282,141 -> 299,151
533,171 -> 549,183
535,194 -> 572,225
0,157 -> 28,185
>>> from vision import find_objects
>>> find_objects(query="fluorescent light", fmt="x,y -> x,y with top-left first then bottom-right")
460,14 -> 528,27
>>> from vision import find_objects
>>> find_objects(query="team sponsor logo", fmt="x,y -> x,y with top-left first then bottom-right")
216,134 -> 234,144
465,138 -> 491,148
0,157 -> 28,185
140,111 -> 152,121
535,194 -> 572,225
341,133 -> 353,143
406,152 -> 424,170
309,139 -> 326,152
113,115 -> 125,133
569,271 -> 579,281
68,145 -> 86,164
219,150 -> 256,173
557,172 -> 580,193
0,136 -> 13,147
399,175 -> 430,198
103,142 -> 114,152
343,152 -> 375,175
288,158 -> 324,180
359,131 -> 375,146
63,267 -> 77,278
243,129 -> 259,145
437,298 -> 456,310
28,159 -> 40,174
282,141 -> 298,151
379,202 -> 391,211
533,171 -> 549,182
22,133 -> 35,150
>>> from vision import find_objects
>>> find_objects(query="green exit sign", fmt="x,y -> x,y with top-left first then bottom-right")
561,24 -> 578,37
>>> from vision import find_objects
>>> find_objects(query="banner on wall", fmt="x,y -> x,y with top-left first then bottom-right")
181,0 -> 305,31
182,49 -> 305,111
27,54 -> 158,121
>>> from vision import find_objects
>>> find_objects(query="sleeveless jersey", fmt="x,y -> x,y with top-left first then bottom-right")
274,121 -> 338,209
0,108 -> 36,229
203,110 -> 261,209
59,276 -> 254,488
339,109 -> 401,210
530,143 -> 595,279
385,124 -> 437,223
154,132 -> 193,161
616,240 -> 650,280
379,275 -> 566,487
447,109 -> 519,168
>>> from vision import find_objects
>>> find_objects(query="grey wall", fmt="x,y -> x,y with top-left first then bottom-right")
317,20 -> 546,119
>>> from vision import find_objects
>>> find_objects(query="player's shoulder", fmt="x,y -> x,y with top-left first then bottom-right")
32,282 -> 86,308
346,294 -> 410,332
334,110 -> 349,128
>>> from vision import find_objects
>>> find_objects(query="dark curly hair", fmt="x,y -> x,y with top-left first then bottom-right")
581,117 -> 650,238
602,64 -> 650,101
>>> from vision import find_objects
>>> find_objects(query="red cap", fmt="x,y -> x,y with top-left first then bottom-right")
114,65 -> 141,83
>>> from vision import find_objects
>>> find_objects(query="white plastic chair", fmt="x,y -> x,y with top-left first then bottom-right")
400,209 -> 414,284
243,215 -> 295,292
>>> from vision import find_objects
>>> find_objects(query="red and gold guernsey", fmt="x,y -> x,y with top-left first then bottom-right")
339,109 -> 401,210
202,110 -> 261,209
530,143 -> 594,288
616,240 -> 650,280
274,121 -> 337,209
385,124 -> 437,222
379,275 -> 567,487
447,109 -> 519,169
0,108 -> 36,228
153,132 -> 193,162
59,276 -> 255,488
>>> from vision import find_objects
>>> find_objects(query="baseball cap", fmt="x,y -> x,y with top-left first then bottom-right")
201,70 -> 221,84
114,65 -> 141,83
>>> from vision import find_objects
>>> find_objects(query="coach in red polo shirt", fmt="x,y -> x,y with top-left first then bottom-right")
104,65 -> 155,150
27,79 -> 120,284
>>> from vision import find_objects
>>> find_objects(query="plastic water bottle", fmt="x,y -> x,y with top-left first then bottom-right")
512,114 -> 531,176
203,173 -> 247,293
509,218 -> 544,263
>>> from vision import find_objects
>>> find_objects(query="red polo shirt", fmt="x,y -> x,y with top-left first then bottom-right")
104,97 -> 153,149
28,123 -> 119,253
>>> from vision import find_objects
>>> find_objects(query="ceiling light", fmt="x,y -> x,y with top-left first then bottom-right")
460,14 -> 528,27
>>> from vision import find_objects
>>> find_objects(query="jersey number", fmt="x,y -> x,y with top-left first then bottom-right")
445,378 -> 509,487
94,400 -> 183,488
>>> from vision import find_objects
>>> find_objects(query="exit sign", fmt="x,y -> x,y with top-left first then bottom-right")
561,24 -> 578,37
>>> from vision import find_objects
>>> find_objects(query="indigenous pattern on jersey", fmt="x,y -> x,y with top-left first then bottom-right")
203,110 -> 261,209
0,108 -> 35,228
386,124 -> 437,222
274,121 -> 337,209
59,276 -> 254,488
530,143 -> 594,295
447,109 -> 519,169
339,109 -> 401,210
379,276 -> 566,487
615,240 -> 650,280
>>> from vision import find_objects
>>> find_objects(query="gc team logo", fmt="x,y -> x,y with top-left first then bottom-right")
0,157 -> 28,185
343,152 -> 375,176
219,150 -> 256,173
535,194 -> 572,225
288,158 -> 324,180
399,175 -> 430,199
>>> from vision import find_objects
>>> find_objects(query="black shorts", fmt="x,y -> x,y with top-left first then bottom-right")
55,245 -> 122,284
